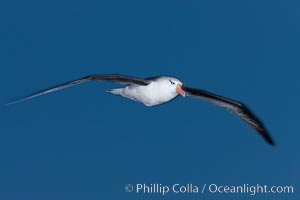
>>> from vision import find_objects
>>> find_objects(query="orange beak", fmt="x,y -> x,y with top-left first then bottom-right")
176,84 -> 186,97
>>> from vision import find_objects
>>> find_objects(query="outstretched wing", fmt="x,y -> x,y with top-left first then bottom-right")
182,86 -> 275,146
7,74 -> 150,105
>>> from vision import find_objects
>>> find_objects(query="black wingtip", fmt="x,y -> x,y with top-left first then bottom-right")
260,129 -> 275,147
5,97 -> 28,106
266,137 -> 275,146
5,100 -> 19,106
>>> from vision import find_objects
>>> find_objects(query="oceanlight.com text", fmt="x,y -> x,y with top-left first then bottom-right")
124,183 -> 294,196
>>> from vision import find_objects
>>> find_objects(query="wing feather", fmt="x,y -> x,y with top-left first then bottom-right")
182,86 -> 275,146
7,74 -> 150,105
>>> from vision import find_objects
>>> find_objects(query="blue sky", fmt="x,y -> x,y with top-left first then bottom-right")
0,0 -> 299,199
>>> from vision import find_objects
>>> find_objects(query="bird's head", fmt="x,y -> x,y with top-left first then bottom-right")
158,77 -> 185,97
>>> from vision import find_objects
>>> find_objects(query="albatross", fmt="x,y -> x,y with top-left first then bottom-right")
8,74 -> 275,146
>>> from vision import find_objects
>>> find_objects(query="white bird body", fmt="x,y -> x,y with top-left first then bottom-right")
108,76 -> 181,106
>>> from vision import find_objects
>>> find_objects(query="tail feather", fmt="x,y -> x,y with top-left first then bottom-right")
107,88 -> 122,95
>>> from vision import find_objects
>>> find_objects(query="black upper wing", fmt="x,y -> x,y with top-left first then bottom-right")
182,86 -> 275,146
8,74 -> 150,105
88,74 -> 150,86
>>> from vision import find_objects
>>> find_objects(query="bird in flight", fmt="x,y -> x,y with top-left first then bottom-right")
8,74 -> 275,146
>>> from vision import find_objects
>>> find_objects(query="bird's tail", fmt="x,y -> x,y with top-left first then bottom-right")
107,88 -> 122,95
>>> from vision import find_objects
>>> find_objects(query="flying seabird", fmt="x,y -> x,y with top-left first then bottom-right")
8,74 -> 275,146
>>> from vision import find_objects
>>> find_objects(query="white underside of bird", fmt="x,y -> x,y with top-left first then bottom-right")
107,77 -> 184,106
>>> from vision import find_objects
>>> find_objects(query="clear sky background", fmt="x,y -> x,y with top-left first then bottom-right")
0,0 -> 299,199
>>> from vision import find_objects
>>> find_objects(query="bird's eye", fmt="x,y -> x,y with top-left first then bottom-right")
169,80 -> 175,85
